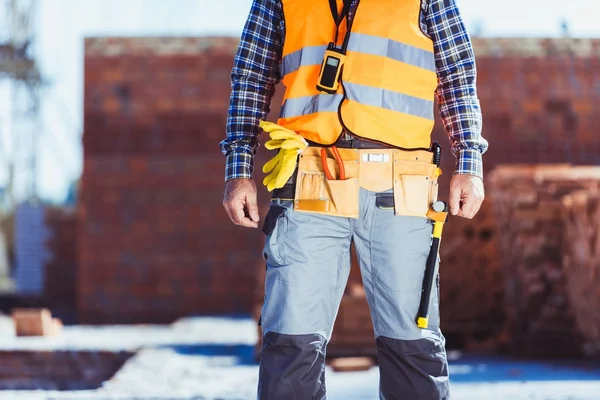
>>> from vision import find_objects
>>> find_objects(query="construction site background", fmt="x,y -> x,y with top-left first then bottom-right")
1,0 -> 600,396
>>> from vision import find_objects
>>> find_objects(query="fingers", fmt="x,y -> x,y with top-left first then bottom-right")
264,139 -> 285,150
450,174 -> 485,219
223,179 -> 260,228
246,192 -> 260,223
225,201 -> 259,228
262,152 -> 282,173
448,183 -> 461,216
456,197 -> 482,219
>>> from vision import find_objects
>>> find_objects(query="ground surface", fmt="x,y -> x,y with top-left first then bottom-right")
1,317 -> 600,400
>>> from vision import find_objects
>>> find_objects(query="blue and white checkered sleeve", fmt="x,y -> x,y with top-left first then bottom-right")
425,0 -> 489,179
219,0 -> 284,182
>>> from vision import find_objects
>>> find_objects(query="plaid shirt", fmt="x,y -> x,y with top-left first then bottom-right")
220,0 -> 488,181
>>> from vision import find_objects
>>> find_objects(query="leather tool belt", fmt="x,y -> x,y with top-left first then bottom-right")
273,138 -> 440,219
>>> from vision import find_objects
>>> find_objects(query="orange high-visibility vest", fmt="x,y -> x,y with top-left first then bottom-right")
277,0 -> 438,149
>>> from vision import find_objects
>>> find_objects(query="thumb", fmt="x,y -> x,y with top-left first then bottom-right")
246,193 -> 260,222
449,181 -> 461,216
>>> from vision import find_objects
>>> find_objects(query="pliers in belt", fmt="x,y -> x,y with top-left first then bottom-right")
321,146 -> 346,180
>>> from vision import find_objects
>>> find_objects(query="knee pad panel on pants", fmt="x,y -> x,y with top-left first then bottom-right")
259,332 -> 327,400
377,335 -> 450,400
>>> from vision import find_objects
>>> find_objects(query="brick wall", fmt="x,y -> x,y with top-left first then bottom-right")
432,37 -> 600,194
81,36 -> 598,327
80,37 -> 278,323
44,207 -> 78,323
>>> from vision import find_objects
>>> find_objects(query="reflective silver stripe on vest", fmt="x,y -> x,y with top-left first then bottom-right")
281,45 -> 328,77
280,94 -> 344,119
344,82 -> 434,120
347,33 -> 436,72
281,36 -> 434,77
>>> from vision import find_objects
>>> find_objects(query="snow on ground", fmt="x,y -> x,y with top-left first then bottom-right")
1,316 -> 600,400
0,317 -> 259,352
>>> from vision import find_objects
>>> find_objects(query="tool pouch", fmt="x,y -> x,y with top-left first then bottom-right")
292,147 -> 439,219
392,151 -> 439,217
293,149 -> 360,218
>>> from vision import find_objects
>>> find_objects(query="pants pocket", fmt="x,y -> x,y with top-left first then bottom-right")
262,204 -> 287,265
375,192 -> 395,210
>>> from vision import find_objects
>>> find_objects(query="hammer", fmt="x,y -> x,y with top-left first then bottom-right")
416,201 -> 449,329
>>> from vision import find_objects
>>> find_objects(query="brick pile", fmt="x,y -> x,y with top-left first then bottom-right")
11,308 -> 62,337
561,189 -> 600,357
0,350 -> 132,390
328,247 -> 375,357
437,199 -> 505,349
80,37 -> 281,324
328,283 -> 375,357
488,164 -> 600,357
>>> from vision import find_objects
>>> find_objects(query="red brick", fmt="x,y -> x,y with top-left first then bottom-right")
11,308 -> 54,337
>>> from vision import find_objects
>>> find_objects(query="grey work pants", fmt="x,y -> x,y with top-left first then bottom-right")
258,187 -> 450,400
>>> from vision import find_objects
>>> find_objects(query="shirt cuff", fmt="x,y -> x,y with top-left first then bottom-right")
224,151 -> 254,182
454,149 -> 483,180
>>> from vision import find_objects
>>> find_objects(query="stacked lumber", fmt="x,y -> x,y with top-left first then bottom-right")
561,190 -> 600,357
488,164 -> 600,357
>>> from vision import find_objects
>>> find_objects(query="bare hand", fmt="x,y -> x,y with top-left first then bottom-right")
449,174 -> 485,219
223,178 -> 260,228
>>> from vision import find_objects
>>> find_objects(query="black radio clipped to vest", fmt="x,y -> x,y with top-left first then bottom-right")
316,43 -> 346,94
316,0 -> 359,94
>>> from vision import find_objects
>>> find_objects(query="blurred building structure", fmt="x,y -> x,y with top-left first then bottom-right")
0,0 -> 43,295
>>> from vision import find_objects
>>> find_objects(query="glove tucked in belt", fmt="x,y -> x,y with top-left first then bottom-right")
260,121 -> 308,192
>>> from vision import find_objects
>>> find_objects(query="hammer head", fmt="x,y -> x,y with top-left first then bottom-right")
427,201 -> 448,223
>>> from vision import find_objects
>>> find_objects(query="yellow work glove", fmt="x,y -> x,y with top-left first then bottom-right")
260,121 -> 308,192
